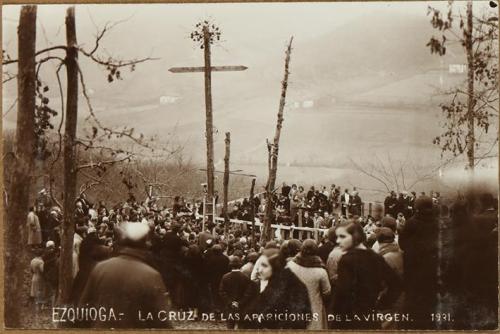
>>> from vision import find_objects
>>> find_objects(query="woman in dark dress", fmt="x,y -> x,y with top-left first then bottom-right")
330,220 -> 402,329
240,248 -> 312,329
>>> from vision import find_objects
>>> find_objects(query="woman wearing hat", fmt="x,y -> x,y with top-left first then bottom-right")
287,239 -> 331,330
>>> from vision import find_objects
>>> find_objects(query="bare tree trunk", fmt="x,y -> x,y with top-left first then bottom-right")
223,132 -> 230,237
249,178 -> 256,249
4,5 -> 37,328
203,26 -> 215,202
58,6 -> 78,305
465,0 -> 475,171
261,37 -> 293,243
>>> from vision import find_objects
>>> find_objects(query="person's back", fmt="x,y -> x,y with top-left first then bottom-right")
219,257 -> 252,329
77,222 -> 172,329
398,196 -> 439,329
318,240 -> 334,264
287,261 -> 330,329
78,247 -> 171,328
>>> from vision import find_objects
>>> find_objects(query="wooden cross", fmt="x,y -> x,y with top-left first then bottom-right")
169,24 -> 247,203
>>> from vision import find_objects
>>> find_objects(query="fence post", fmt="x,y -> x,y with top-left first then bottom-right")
298,208 -> 303,240
369,202 -> 373,217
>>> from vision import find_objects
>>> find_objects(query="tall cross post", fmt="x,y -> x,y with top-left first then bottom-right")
169,22 -> 247,205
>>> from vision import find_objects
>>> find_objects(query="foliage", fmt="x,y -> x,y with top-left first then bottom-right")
427,1 -> 499,163
190,20 -> 221,49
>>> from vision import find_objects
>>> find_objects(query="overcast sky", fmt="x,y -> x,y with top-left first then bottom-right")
3,2 -> 481,53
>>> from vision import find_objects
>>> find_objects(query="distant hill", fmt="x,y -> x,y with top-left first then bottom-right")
3,8 -> 467,171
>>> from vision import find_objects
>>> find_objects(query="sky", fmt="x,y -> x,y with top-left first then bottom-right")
3,2 -> 479,57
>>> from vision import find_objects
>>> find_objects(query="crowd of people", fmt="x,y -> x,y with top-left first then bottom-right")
26,183 -> 498,330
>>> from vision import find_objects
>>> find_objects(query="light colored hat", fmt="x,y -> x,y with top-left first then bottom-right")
46,240 -> 55,248
120,222 -> 150,242
39,189 -> 47,195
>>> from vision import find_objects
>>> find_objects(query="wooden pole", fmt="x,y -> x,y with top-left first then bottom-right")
223,132 -> 230,237
465,0 -> 475,172
261,37 -> 293,243
58,6 -> 78,305
203,26 -> 215,202
249,178 -> 256,249
4,5 -> 37,327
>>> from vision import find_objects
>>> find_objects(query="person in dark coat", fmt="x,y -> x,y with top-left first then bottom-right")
219,256 -> 252,329
451,193 -> 498,330
240,248 -> 312,329
384,191 -> 397,218
184,244 -> 210,313
160,223 -> 188,307
70,227 -> 111,305
281,182 -> 291,197
398,196 -> 439,329
330,220 -> 402,330
318,229 -> 336,264
204,244 -> 230,312
77,222 -> 172,329
349,191 -> 362,217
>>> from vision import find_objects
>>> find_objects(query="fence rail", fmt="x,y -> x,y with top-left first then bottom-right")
200,214 -> 329,241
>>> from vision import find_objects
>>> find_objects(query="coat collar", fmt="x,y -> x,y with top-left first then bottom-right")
115,246 -> 158,270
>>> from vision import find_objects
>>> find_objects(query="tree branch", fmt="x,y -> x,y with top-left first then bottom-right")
77,154 -> 134,171
2,45 -> 67,65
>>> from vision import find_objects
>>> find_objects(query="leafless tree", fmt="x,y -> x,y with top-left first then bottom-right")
4,6 -> 37,328
261,37 -> 293,243
2,6 -> 179,307
349,152 -> 455,194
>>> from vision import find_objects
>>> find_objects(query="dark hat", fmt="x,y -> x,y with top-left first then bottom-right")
327,227 -> 336,242
301,239 -> 318,256
212,244 -> 223,254
246,252 -> 259,263
228,255 -> 243,269
376,227 -> 395,244
415,196 -> 434,213
381,216 -> 397,232
287,239 -> 302,255
264,241 -> 279,249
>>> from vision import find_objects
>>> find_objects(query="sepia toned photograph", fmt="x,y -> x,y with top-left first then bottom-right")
2,1 -> 499,330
